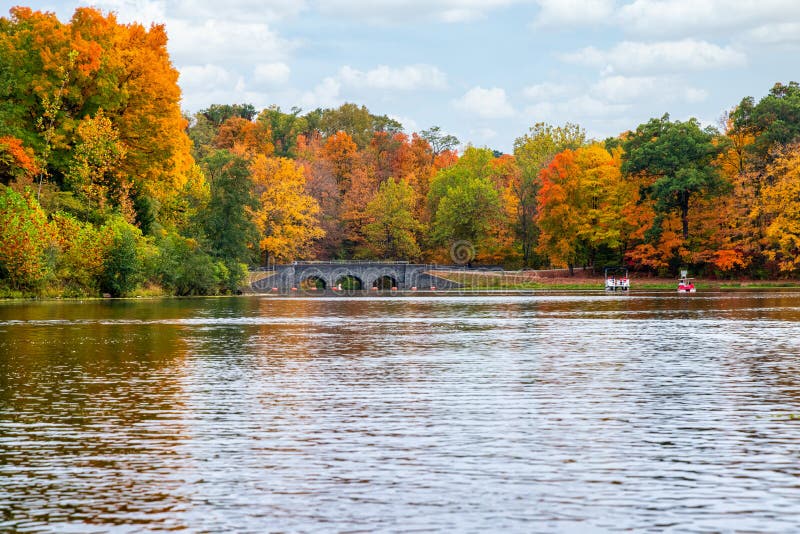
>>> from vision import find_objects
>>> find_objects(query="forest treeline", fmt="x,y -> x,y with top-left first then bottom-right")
2,7 -> 800,297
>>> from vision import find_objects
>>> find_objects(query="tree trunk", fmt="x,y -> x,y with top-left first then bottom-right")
680,190 -> 690,240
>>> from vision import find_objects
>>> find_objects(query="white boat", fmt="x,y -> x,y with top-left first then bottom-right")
604,267 -> 630,291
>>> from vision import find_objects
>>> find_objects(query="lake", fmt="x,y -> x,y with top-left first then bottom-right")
1,291 -> 799,532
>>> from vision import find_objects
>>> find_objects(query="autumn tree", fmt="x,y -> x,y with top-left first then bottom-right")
65,110 -> 132,222
622,115 -> 727,242
760,143 -> 800,273
296,132 -> 343,258
341,165 -> 380,255
363,177 -> 421,260
249,156 -> 324,263
0,136 -> 38,185
0,7 -> 197,229
512,122 -> 586,266
537,144 -> 633,272
213,116 -> 273,159
322,130 -> 359,189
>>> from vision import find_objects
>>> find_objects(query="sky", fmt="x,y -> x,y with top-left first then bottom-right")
23,0 -> 800,152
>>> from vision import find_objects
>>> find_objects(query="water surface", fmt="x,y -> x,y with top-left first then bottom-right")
1,292 -> 799,532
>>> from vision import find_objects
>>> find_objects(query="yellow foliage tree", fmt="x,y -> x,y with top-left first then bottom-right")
249,156 -> 324,263
761,144 -> 800,272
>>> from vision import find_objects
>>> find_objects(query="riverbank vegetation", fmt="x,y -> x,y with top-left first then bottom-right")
2,6 -> 800,297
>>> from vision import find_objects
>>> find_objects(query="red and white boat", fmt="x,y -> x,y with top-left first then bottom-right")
678,270 -> 696,293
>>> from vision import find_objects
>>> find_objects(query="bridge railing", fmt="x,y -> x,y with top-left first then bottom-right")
253,262 -> 513,272
290,260 -> 411,265
254,260 -> 412,270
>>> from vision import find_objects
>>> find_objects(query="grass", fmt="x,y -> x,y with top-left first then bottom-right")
718,281 -> 800,289
431,270 -> 800,291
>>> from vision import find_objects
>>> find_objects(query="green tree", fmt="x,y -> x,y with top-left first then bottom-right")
622,114 -> 726,241
0,186 -> 54,290
317,103 -> 402,148
732,81 -> 800,169
363,177 -> 421,260
187,112 -> 217,160
419,126 -> 460,155
200,150 -> 257,289
428,148 -> 503,261
200,103 -> 256,126
51,212 -> 113,295
99,217 -> 143,297
155,232 -> 225,295
257,105 -> 309,158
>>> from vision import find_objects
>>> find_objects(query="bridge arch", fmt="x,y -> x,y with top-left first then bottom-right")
372,274 -> 398,289
364,267 -> 403,290
297,268 -> 327,290
252,262 -> 460,293
334,274 -> 363,290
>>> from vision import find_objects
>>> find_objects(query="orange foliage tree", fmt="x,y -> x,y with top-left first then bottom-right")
537,144 -> 633,270
0,136 -> 39,185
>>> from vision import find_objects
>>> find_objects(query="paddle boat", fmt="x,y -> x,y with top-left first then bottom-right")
604,266 -> 630,292
678,270 -> 696,293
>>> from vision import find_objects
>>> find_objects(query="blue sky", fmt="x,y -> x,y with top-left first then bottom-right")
24,0 -> 800,152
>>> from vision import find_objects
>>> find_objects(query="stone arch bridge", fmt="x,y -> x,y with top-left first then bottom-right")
250,262 -> 461,292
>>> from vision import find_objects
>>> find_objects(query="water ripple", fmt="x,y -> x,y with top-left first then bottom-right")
1,292 -> 799,532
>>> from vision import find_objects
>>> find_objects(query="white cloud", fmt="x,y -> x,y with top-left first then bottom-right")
524,95 -> 629,124
529,0 -> 800,43
339,64 -> 447,91
86,0 -> 296,68
591,75 -> 708,103
300,77 -> 342,109
168,0 -> 306,22
533,0 -> 615,27
471,127 -> 498,141
166,19 -> 294,65
562,39 -> 746,74
92,0 -> 306,24
522,82 -> 576,100
453,87 -> 515,118
315,0 -> 521,24
684,87 -> 708,103
389,115 -> 420,133
179,64 -> 236,91
744,22 -> 800,46
618,0 -> 800,39
591,75 -> 658,101
253,62 -> 291,86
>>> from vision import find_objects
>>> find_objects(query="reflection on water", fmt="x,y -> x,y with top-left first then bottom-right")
1,292 -> 800,532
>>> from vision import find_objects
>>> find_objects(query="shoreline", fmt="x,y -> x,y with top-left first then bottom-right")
3,280 -> 800,303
